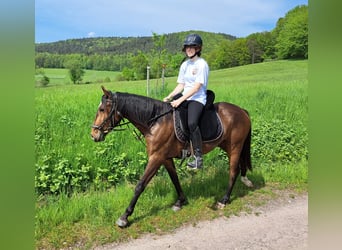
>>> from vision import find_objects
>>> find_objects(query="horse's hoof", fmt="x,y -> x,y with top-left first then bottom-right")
172,199 -> 187,211
215,202 -> 226,210
116,217 -> 128,228
172,205 -> 182,212
241,176 -> 254,188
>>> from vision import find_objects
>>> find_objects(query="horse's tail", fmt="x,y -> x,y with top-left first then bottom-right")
240,116 -> 252,174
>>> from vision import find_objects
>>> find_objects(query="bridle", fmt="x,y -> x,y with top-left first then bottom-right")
91,91 -> 174,142
91,92 -> 128,133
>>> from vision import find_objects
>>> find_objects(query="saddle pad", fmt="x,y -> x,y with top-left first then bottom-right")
173,106 -> 223,143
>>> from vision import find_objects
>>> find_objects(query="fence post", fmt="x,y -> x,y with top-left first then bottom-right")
146,65 -> 150,96
161,64 -> 166,92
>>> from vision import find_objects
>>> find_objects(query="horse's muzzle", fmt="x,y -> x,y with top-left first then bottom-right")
91,129 -> 106,142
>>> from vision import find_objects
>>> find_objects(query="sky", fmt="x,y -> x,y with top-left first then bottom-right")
35,0 -> 308,43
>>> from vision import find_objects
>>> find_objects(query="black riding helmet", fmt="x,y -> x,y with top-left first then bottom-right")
182,34 -> 203,57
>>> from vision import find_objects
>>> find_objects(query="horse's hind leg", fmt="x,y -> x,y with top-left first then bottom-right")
217,150 -> 241,208
163,159 -> 187,211
239,130 -> 253,188
240,167 -> 253,188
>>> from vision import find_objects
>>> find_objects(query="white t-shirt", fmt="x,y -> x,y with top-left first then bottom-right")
177,57 -> 209,106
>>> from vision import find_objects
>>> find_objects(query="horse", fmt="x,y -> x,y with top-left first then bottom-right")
91,86 -> 253,227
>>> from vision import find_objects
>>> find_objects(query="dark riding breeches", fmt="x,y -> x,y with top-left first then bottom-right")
187,100 -> 204,133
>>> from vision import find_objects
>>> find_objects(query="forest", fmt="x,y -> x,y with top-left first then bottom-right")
35,5 -> 307,81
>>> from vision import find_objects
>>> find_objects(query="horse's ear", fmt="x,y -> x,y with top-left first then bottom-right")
101,85 -> 111,97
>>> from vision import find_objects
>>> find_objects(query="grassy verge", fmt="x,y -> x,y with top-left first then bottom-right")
36,160 -> 307,249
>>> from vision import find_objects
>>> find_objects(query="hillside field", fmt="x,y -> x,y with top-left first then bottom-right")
35,60 -> 308,249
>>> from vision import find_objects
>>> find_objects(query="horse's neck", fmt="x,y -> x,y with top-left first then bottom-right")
118,95 -> 151,133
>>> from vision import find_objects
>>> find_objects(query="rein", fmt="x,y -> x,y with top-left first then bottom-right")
92,93 -> 187,168
92,92 -> 173,143
147,107 -> 174,125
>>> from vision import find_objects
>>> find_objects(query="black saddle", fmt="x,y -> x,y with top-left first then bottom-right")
173,90 -> 223,143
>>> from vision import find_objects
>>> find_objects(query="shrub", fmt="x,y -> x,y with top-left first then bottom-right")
251,119 -> 308,166
40,75 -> 50,87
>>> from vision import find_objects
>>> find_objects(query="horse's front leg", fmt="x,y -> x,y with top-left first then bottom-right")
116,157 -> 161,228
163,159 -> 187,211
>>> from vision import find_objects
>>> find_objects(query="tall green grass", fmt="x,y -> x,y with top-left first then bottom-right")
35,60 -> 308,249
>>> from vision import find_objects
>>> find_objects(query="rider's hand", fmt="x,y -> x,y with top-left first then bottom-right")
163,96 -> 172,102
170,99 -> 182,108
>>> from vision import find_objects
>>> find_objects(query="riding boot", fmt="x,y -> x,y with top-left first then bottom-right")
187,127 -> 203,169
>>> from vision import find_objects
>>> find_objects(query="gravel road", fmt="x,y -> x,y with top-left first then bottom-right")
96,192 -> 308,250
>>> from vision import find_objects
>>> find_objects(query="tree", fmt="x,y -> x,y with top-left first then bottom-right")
231,38 -> 250,66
121,67 -> 135,81
258,31 -> 277,60
275,5 -> 308,59
149,32 -> 168,95
35,67 -> 50,87
246,32 -> 270,63
207,40 -> 232,70
247,38 -> 261,64
40,75 -> 50,87
64,60 -> 85,84
132,51 -> 148,80
150,32 -> 167,79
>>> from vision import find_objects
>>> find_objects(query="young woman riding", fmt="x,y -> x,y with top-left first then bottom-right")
163,33 -> 209,169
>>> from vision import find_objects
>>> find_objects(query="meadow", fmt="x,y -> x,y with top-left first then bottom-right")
35,68 -> 121,86
35,60 -> 308,249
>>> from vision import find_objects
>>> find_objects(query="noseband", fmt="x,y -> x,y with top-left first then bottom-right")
91,92 -> 121,133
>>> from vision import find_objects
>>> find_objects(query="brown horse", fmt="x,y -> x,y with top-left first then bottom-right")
91,86 -> 253,227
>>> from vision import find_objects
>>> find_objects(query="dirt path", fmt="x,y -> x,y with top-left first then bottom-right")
96,192 -> 308,250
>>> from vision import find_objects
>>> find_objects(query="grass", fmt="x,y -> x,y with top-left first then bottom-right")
36,162 -> 307,249
35,59 -> 308,249
35,68 -> 121,86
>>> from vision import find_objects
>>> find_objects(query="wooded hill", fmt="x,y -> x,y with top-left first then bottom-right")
35,5 -> 307,81
35,31 -> 235,56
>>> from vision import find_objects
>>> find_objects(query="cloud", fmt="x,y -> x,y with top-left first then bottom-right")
87,32 -> 96,38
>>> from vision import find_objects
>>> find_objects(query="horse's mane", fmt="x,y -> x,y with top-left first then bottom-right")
116,92 -> 172,126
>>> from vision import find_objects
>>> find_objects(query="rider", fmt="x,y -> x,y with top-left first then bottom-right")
163,33 -> 209,169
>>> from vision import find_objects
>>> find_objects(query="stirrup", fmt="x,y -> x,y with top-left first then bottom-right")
187,156 -> 203,170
